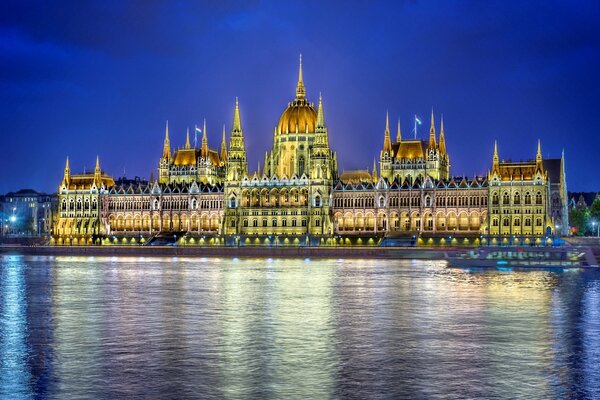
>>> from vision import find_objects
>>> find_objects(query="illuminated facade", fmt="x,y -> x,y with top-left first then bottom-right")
51,57 -> 567,246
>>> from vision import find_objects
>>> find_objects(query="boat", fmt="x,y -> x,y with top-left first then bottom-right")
447,246 -> 599,271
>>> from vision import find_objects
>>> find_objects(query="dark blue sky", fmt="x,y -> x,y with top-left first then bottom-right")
1,0 -> 599,193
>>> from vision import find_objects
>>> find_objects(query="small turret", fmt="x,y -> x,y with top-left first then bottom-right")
396,118 -> 402,143
536,139 -> 543,173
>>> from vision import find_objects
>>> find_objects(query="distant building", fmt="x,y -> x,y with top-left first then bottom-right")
0,189 -> 56,236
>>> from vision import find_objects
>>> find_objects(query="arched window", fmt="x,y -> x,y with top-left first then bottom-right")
253,219 -> 258,227
514,193 -> 520,205
535,192 -> 542,205
229,197 -> 236,208
503,218 -> 510,227
243,219 -> 248,227
525,192 -> 531,205
379,196 -> 385,208
314,196 -> 321,207
503,192 -> 510,205
492,192 -> 499,205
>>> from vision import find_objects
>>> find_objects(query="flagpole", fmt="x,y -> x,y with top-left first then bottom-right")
194,125 -> 198,148
414,115 -> 417,139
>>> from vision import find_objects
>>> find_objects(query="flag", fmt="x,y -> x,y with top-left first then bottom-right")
415,115 -> 422,125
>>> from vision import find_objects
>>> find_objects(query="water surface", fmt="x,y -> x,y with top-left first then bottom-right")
1,255 -> 599,399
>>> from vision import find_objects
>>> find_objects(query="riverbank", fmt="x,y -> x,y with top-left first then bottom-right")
1,244 -> 599,263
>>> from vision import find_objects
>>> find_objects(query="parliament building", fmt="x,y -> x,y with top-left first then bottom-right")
52,57 -> 568,246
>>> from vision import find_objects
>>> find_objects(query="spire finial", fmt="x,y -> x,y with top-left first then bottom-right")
95,155 -> 100,171
537,139 -> 542,158
396,117 -> 402,142
493,140 -> 499,162
185,127 -> 191,149
65,156 -> 70,171
296,54 -> 306,99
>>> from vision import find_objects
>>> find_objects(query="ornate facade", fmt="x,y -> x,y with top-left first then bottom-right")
52,57 -> 568,246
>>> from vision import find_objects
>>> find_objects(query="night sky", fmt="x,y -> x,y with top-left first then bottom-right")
1,1 -> 599,193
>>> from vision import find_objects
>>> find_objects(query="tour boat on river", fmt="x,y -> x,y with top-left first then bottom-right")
447,247 -> 599,271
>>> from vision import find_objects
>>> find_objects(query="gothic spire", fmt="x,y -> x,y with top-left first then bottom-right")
185,127 -> 191,149
316,92 -> 325,129
439,114 -> 446,155
220,124 -> 227,162
372,158 -> 378,182
201,119 -> 208,158
429,108 -> 437,149
396,118 -> 402,143
493,140 -> 499,165
63,156 -> 71,186
383,111 -> 392,153
232,97 -> 242,135
296,54 -> 306,99
162,120 -> 171,159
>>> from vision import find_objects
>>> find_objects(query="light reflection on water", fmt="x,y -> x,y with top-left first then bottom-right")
0,255 -> 599,399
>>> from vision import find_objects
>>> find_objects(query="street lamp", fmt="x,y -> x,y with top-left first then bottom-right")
592,220 -> 599,238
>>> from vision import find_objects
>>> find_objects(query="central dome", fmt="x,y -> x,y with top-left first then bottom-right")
277,99 -> 318,134
276,54 -> 318,135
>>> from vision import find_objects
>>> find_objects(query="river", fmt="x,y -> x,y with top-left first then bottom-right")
1,255 -> 599,399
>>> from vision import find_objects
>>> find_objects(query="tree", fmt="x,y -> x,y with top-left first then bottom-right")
590,195 -> 600,220
569,207 -> 590,236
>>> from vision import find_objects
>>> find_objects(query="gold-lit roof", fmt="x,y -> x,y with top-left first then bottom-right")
496,161 -> 541,181
339,170 -> 374,183
173,148 -> 222,166
394,140 -> 426,160
67,174 -> 115,190
277,99 -> 318,134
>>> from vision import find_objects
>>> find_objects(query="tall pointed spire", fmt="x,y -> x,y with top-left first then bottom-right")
220,124 -> 227,162
296,54 -> 306,99
493,140 -> 499,165
536,139 -> 543,172
439,114 -> 446,155
185,127 -> 191,149
264,151 -> 269,176
93,155 -> 102,185
396,118 -> 402,143
383,111 -> 392,153
162,120 -> 171,159
62,156 -> 71,186
429,108 -> 437,149
372,158 -> 378,182
201,119 -> 208,158
232,97 -> 242,134
316,92 -> 325,129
